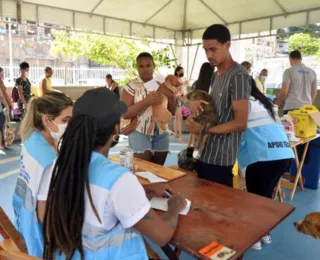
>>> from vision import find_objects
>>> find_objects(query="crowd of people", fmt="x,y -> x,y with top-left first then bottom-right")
0,22 -> 317,259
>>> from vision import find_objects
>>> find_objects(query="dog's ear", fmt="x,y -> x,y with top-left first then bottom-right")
300,220 -> 320,239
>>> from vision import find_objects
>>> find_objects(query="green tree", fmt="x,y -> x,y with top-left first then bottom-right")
288,33 -> 320,56
50,30 -> 176,84
277,24 -> 320,40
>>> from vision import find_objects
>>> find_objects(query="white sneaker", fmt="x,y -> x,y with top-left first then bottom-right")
251,241 -> 262,250
261,235 -> 272,244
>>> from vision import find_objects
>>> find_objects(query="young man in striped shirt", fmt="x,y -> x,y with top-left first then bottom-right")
190,24 -> 251,187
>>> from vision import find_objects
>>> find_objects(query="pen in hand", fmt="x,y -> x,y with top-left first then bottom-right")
164,189 -> 173,198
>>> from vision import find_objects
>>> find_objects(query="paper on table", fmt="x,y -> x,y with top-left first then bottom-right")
136,172 -> 168,183
144,74 -> 165,92
150,197 -> 191,215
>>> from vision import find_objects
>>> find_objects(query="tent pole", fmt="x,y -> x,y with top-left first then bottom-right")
144,0 -> 174,24
91,0 -> 105,15
189,43 -> 200,82
170,44 -> 178,66
0,0 -> 3,20
198,0 -> 227,24
8,18 -> 14,80
186,31 -> 190,80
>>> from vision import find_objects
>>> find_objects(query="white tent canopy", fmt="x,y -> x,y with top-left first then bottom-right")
2,0 -> 320,44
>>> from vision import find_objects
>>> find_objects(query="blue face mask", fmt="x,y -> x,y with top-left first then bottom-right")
261,75 -> 267,81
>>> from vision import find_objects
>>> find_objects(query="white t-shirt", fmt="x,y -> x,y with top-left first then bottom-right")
38,164 -> 150,230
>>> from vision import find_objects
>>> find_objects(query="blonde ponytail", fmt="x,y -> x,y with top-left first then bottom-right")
19,97 -> 40,141
19,92 -> 73,142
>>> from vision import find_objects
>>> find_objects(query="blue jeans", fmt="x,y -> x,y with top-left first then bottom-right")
129,128 -> 169,154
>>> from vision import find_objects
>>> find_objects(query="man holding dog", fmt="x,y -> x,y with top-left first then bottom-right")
188,24 -> 251,187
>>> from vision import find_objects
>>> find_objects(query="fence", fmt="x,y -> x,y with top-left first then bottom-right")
0,65 -> 126,86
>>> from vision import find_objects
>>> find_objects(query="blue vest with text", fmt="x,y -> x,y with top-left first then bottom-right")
12,131 -> 56,257
238,99 -> 294,171
54,152 -> 148,260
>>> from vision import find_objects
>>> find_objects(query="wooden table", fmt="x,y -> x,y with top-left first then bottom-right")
111,157 -> 295,260
110,156 -> 187,185
275,134 -> 320,201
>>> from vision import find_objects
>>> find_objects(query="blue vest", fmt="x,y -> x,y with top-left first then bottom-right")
12,131 -> 56,257
55,152 -> 148,260
238,99 -> 294,171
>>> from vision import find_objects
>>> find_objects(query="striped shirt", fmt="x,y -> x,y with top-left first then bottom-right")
123,77 -> 153,135
200,62 -> 251,166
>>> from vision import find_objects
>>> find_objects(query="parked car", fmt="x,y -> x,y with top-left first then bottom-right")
77,78 -> 105,86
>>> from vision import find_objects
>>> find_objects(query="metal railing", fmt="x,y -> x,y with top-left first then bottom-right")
0,65 -> 126,86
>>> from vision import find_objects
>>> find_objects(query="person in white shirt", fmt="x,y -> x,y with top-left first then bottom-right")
37,88 -> 187,260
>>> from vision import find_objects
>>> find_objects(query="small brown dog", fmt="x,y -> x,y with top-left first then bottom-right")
186,90 -> 216,159
294,212 -> 320,239
146,75 -> 180,138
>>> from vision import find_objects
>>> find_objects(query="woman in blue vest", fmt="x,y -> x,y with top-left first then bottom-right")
38,88 -> 187,260
12,92 -> 73,257
237,78 -> 294,250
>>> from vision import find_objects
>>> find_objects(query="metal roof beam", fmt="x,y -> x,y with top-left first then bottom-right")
183,0 -> 187,30
10,0 -> 175,32
91,0 -> 105,14
273,0 -> 287,14
193,6 -> 320,32
144,0 -> 174,24
198,0 -> 227,25
182,0 -> 187,44
16,0 -> 22,23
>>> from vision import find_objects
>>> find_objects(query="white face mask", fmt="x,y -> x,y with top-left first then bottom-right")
261,75 -> 267,82
49,120 -> 67,143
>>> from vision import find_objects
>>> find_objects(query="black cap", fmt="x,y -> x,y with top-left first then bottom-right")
73,88 -> 127,129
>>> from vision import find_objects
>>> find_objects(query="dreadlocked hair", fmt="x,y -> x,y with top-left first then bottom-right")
250,77 -> 276,121
43,114 -> 111,260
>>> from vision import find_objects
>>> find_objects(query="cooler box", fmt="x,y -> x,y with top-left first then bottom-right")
289,105 -> 319,138
290,137 -> 320,189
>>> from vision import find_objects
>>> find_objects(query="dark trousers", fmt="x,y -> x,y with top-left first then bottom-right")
246,159 -> 292,198
197,161 -> 234,187
0,112 -> 5,142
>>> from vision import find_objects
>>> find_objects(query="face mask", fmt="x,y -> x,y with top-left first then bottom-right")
179,73 -> 184,78
261,76 -> 267,82
49,120 -> 67,143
